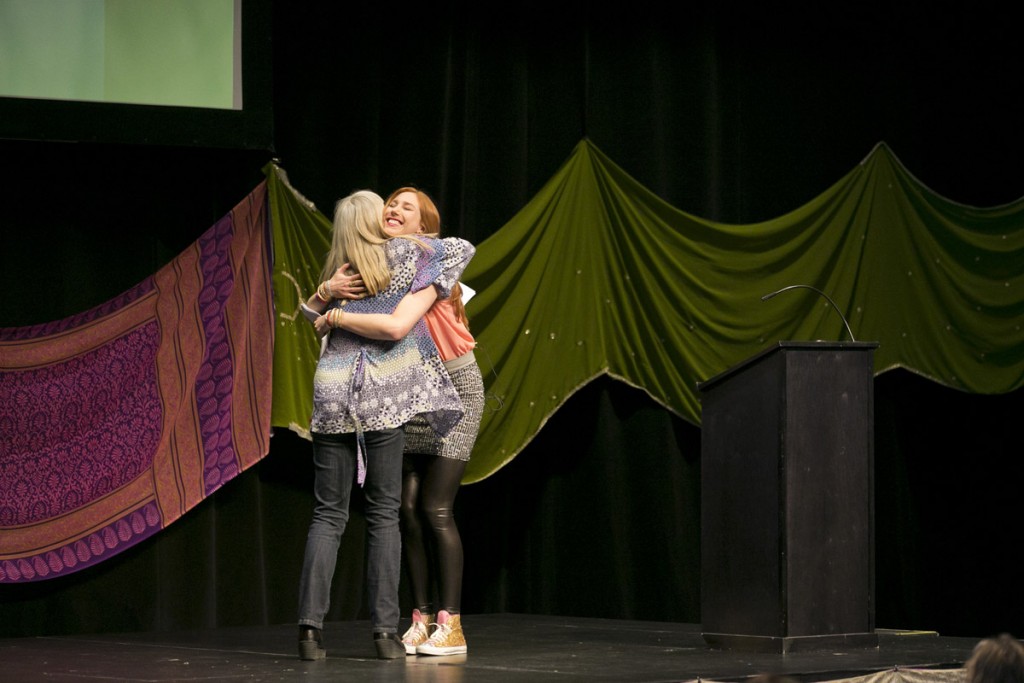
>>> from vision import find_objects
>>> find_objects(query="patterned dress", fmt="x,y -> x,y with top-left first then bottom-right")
311,236 -> 475,444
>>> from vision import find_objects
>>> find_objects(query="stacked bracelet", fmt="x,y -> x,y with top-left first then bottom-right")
326,308 -> 344,328
315,281 -> 333,303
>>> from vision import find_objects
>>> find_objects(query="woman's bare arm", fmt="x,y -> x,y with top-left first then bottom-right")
315,286 -> 438,340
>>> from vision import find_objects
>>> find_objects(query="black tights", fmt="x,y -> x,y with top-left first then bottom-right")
400,453 -> 467,614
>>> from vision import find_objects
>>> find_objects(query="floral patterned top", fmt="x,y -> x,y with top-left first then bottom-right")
311,236 -> 475,443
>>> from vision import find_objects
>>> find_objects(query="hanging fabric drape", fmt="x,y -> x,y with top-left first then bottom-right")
3,139 -> 1020,583
0,182 -> 275,583
458,139 -> 1024,482
265,140 -> 1023,484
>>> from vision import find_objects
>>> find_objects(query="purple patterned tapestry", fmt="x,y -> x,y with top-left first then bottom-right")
0,182 -> 275,583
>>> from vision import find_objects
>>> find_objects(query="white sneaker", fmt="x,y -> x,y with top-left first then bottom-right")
400,609 -> 433,655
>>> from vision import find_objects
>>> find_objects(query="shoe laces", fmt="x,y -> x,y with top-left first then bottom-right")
402,620 -> 428,642
425,619 -> 452,645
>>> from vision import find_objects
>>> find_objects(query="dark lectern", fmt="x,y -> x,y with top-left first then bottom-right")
697,341 -> 879,653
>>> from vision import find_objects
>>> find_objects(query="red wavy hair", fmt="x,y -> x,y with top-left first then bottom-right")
384,186 -> 469,329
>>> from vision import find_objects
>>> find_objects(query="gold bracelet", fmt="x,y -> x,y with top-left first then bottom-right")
326,308 -> 344,328
316,281 -> 333,303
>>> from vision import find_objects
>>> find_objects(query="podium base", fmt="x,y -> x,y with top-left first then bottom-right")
702,631 -> 879,654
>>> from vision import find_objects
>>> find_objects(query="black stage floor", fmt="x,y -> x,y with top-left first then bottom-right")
0,614 -> 977,682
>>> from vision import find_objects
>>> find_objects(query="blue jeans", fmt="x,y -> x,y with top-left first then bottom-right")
297,428 -> 404,634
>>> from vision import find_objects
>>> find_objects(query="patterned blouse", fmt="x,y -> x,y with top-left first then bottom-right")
310,236 -> 476,443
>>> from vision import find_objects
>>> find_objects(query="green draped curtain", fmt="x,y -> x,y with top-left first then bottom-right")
268,140 -> 1024,484
267,165 -> 332,439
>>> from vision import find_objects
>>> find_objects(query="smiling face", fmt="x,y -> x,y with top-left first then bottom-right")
383,191 -> 424,236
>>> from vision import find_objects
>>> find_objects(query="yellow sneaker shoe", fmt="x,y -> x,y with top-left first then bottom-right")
416,610 -> 467,656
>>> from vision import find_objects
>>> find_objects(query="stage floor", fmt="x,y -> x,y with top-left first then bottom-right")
0,614 -> 978,682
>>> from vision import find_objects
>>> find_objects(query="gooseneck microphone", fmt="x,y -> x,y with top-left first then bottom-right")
760,284 -> 856,342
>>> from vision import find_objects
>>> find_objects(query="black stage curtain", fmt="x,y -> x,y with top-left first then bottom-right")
2,1 -> 1022,639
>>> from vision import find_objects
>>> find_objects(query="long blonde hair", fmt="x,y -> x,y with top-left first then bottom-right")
321,190 -> 391,295
383,186 -> 469,329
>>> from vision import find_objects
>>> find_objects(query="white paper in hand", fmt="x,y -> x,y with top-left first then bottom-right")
300,303 -> 321,323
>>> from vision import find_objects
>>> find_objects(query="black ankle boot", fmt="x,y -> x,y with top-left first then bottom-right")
373,631 -> 405,659
298,625 -> 326,660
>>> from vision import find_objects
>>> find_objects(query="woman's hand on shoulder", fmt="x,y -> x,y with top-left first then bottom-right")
328,264 -> 367,300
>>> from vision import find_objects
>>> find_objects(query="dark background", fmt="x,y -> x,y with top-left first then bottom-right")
2,1 -> 1022,640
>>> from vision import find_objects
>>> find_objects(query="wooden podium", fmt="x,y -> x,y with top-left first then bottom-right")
696,341 -> 879,652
